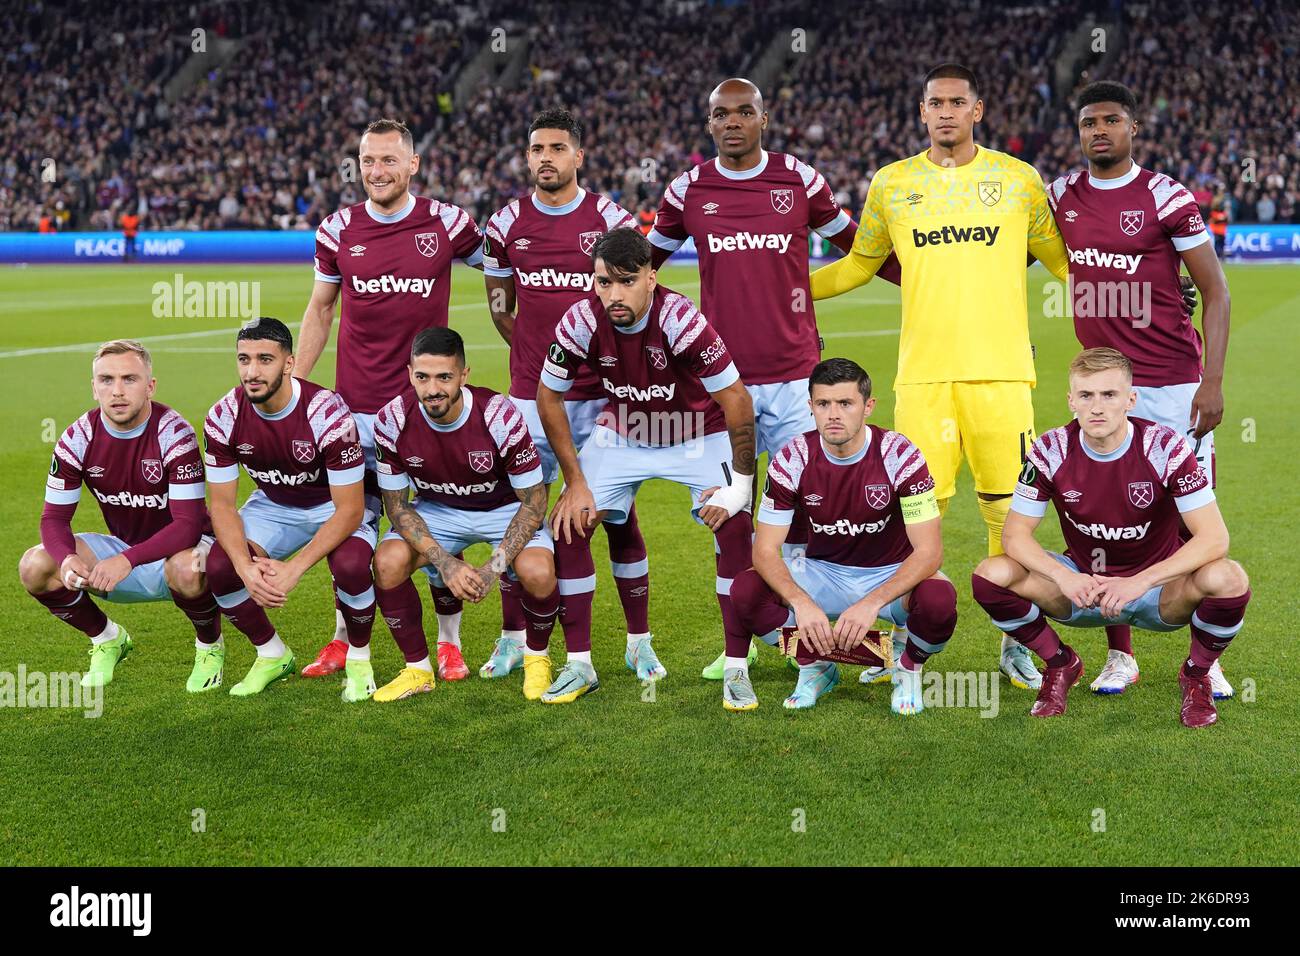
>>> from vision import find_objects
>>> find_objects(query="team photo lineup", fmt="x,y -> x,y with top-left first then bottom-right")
4,0 -> 1296,877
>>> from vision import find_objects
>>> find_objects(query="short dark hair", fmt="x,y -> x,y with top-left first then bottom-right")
591,227 -> 651,276
237,317 -> 293,352
363,118 -> 414,152
923,63 -> 980,99
1075,80 -> 1138,118
528,108 -> 583,146
809,357 -> 872,400
410,326 -> 465,366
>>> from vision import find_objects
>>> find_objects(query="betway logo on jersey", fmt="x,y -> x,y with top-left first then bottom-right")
350,275 -> 436,297
1064,511 -> 1151,540
412,474 -> 498,496
244,466 -> 320,486
93,488 -> 167,509
912,225 -> 1000,247
1068,247 -> 1144,275
706,232 -> 792,254
811,514 -> 891,536
602,378 -> 675,402
516,269 -> 594,291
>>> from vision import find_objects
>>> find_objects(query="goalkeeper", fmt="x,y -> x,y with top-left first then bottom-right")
811,63 -> 1069,691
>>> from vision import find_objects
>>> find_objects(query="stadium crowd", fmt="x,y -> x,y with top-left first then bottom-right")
3,0 -> 1296,234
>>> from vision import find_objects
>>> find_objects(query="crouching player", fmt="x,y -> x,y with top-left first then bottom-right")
729,359 -> 957,714
202,318 -> 379,699
370,328 -> 561,702
972,348 -> 1250,726
20,339 -> 221,690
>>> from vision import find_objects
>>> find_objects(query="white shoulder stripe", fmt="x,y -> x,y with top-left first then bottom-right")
767,434 -> 809,493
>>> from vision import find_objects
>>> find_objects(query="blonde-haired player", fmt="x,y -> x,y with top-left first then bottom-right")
811,63 -> 1070,691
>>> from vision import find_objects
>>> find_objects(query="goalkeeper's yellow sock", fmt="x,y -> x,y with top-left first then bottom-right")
978,495 -> 1011,556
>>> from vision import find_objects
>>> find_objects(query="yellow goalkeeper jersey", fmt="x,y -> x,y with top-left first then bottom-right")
840,146 -> 1067,386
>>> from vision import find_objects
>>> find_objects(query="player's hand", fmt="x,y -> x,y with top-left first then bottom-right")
551,481 -> 598,543
86,553 -> 132,593
1189,378 -> 1223,438
1091,575 -> 1148,619
440,557 -> 489,603
240,559 -> 286,608
793,598 -> 834,658
256,557 -> 305,598
60,554 -> 94,591
1052,567 -> 1101,609
1179,274 -> 1199,314
698,471 -> 753,531
695,485 -> 728,530
471,563 -> 499,602
834,599 -> 880,652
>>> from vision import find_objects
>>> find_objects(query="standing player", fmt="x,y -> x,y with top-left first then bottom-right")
369,328 -> 562,701
19,340 -> 221,690
647,77 -> 857,679
201,319 -> 378,700
811,63 -> 1071,693
538,229 -> 758,708
971,349 -> 1250,727
729,359 -> 957,713
481,109 -> 656,683
1048,80 -> 1234,698
297,118 -> 485,681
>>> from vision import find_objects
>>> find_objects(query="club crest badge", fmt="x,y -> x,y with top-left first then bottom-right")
141,459 -> 163,484
1128,481 -> 1154,508
468,450 -> 493,474
1120,210 -> 1144,236
866,484 -> 891,510
292,440 -> 315,464
415,232 -> 439,257
770,189 -> 794,214
579,231 -> 601,256
646,346 -> 667,370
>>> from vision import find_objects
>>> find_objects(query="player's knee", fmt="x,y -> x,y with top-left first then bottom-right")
1202,558 -> 1249,598
728,567 -> 765,610
164,551 -> 205,597
514,549 -> 556,597
372,541 -> 410,591
203,542 -> 239,593
329,537 -> 373,591
18,545 -> 56,593
911,577 -> 959,632
972,554 -> 1018,589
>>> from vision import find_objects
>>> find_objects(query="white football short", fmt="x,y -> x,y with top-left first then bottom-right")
511,395 -> 606,485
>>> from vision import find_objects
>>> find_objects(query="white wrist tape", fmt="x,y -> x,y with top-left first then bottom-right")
703,470 -> 753,518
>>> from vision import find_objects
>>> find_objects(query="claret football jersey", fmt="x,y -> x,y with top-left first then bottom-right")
759,425 -> 939,567
204,377 -> 365,508
1012,417 -> 1214,576
373,384 -> 542,511
484,188 -> 636,401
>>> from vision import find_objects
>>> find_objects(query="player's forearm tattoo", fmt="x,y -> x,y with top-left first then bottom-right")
494,483 -> 548,570
728,419 -> 756,476
381,488 -> 458,578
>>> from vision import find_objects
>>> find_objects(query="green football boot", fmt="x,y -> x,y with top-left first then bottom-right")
341,658 -> 376,703
229,649 -> 296,697
81,629 -> 133,688
186,642 -> 225,693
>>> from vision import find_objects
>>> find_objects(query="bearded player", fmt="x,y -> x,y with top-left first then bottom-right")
647,77 -> 858,680
972,349 -> 1249,727
369,328 -> 561,701
538,229 -> 758,708
202,319 -> 379,700
1047,80 -> 1234,699
811,63 -> 1073,694
298,118 -> 485,682
19,340 -> 221,691
730,359 -> 957,714
481,109 -> 657,684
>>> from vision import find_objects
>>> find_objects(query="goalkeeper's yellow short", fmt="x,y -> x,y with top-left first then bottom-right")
892,381 -> 1035,500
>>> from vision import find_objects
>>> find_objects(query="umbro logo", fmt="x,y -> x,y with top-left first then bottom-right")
1062,489 -> 1083,502
1064,210 -> 1078,222
406,457 -> 424,466
906,193 -> 924,205
514,238 -> 531,249
804,494 -> 823,506
236,443 -> 255,454
86,465 -> 105,478
702,202 -> 720,215
384,616 -> 402,628
349,244 -> 366,256
599,355 -> 618,366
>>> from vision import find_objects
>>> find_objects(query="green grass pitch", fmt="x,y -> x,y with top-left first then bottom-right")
0,261 -> 1296,866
